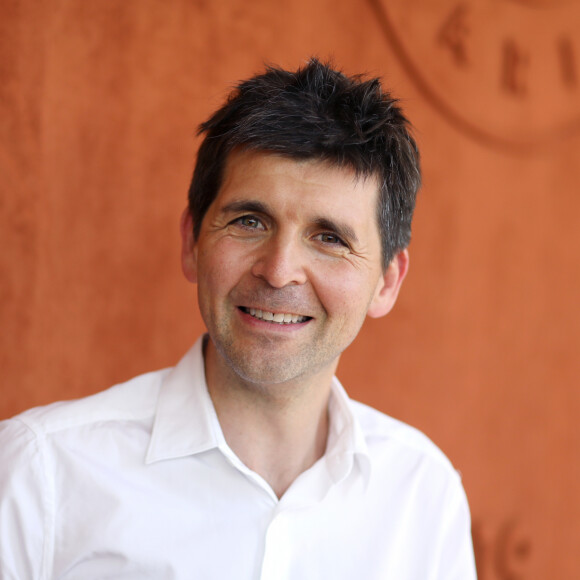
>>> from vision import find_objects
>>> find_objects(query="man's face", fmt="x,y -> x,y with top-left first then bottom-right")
181,149 -> 407,390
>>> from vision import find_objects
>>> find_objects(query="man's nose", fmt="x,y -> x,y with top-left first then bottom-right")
250,234 -> 308,288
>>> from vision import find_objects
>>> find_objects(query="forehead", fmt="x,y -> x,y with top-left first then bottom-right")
216,149 -> 379,216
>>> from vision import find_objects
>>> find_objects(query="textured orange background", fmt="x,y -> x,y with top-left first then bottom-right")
1,1 -> 579,578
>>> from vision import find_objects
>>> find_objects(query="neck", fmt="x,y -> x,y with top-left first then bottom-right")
204,339 -> 334,498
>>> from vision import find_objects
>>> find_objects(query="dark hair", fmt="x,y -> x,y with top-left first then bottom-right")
187,58 -> 421,268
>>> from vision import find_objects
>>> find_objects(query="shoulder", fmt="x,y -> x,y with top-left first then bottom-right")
351,399 -> 459,476
346,401 -> 476,578
0,369 -> 168,579
1,367 -> 171,441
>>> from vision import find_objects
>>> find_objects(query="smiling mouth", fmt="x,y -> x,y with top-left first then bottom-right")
239,307 -> 311,324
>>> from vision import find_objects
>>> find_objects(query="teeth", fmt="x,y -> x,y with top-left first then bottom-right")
244,307 -> 307,324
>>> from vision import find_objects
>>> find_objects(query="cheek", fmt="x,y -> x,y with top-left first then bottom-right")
312,266 -> 377,318
198,241 -> 249,291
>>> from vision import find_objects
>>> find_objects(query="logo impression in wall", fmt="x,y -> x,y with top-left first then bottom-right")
368,0 -> 580,153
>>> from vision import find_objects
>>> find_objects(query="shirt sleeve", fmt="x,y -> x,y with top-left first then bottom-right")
0,418 -> 53,580
434,474 -> 478,580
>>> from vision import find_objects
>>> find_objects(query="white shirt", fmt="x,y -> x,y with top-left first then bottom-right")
0,337 -> 477,579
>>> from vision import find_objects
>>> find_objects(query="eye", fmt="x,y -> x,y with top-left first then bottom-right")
315,232 -> 347,246
233,215 -> 264,230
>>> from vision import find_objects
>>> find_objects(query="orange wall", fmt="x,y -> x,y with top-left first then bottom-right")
1,2 -> 579,578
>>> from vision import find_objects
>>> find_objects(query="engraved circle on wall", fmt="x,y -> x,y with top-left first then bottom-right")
368,0 -> 580,151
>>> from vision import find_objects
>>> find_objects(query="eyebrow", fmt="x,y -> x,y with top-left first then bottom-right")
221,200 -> 271,216
313,218 -> 359,245
220,199 -> 359,244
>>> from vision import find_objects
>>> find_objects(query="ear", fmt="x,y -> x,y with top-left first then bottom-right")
180,208 -> 198,284
367,249 -> 409,319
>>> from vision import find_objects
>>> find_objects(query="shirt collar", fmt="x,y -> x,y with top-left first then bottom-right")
326,377 -> 371,489
146,336 -> 225,464
146,336 -> 371,489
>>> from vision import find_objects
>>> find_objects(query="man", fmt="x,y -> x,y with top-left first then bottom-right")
0,60 -> 477,579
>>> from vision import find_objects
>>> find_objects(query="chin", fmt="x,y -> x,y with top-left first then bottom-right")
230,357 -> 303,388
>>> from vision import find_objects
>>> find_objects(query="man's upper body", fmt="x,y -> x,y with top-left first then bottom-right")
0,337 -> 476,579
0,59 -> 477,578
